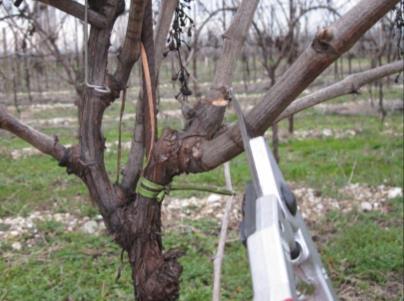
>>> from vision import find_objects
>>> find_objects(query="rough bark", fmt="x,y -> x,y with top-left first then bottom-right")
37,0 -> 107,28
154,0 -> 178,73
121,93 -> 145,191
118,0 -> 151,191
196,0 -> 399,172
276,60 -> 404,121
0,107 -> 66,161
112,0 -> 147,93
185,0 -> 260,138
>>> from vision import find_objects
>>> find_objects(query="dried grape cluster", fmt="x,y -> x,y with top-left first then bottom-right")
164,0 -> 194,101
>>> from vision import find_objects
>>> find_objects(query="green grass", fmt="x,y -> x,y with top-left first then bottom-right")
0,216 -> 251,301
0,197 -> 402,300
0,155 -> 91,217
319,197 -> 403,300
0,232 -> 134,301
280,113 -> 403,190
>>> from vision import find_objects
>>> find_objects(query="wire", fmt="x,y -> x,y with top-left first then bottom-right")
83,0 -> 110,94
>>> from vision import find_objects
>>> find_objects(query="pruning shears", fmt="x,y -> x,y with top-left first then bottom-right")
232,95 -> 338,301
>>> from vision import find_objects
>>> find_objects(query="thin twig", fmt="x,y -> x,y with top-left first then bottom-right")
348,160 -> 357,184
212,161 -> 235,301
116,88 -> 127,183
169,184 -> 234,196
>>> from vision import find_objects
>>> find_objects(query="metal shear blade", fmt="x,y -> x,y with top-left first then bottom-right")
232,95 -> 338,301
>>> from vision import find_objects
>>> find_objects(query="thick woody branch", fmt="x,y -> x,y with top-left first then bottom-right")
197,0 -> 399,171
37,0 -> 107,28
120,0 -> 156,191
121,92 -> 145,191
154,0 -> 178,73
78,0 -> 125,216
210,0 -> 259,90
186,0 -> 259,138
0,107 -> 66,162
112,0 -> 147,92
276,60 -> 404,121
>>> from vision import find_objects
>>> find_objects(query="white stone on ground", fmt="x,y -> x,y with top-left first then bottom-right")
0,183 -> 401,249
360,202 -> 372,212
11,242 -> 22,251
207,194 -> 221,203
387,187 -> 402,199
80,220 -> 98,234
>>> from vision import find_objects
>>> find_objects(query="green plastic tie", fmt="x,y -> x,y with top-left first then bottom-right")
136,177 -> 166,202
136,177 -> 235,203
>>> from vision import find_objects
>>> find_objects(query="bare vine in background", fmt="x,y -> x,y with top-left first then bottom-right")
393,0 -> 404,81
164,0 -> 195,120
394,0 -> 404,55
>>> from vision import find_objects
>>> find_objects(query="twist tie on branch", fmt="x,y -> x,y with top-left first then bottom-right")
136,177 -> 235,203
136,177 -> 166,202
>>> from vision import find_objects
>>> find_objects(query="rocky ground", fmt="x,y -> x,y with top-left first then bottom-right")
1,183 -> 401,252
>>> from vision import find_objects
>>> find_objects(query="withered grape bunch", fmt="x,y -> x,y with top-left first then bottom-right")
164,0 -> 194,99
